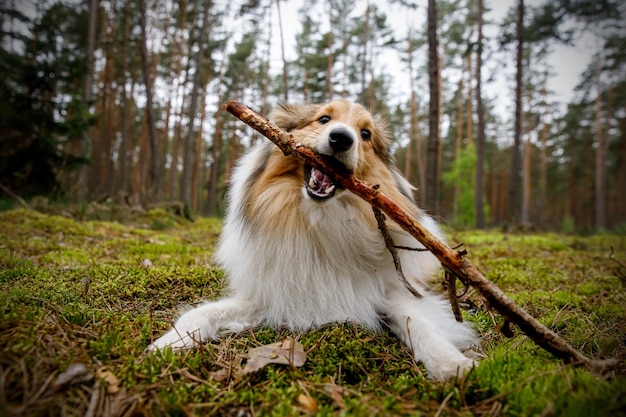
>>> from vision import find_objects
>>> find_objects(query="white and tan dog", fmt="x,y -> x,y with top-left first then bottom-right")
150,99 -> 477,380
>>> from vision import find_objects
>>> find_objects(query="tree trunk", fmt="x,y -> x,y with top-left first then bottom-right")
117,0 -> 132,198
157,2 -> 173,202
475,0 -> 486,228
368,44 -> 376,111
104,48 -> 117,199
207,56 -> 227,216
181,0 -> 211,207
191,90 -> 207,210
425,0 -> 440,215
539,79 -> 548,228
404,32 -> 414,180
594,54 -> 606,231
522,131 -> 531,225
132,117 -> 149,205
466,49 -> 474,146
361,3 -> 370,101
167,0 -> 188,201
91,28 -> 115,199
139,0 -> 160,204
453,78 -> 464,222
436,47 -> 444,215
406,32 -> 424,195
207,111 -> 223,216
327,6 -> 334,101
276,0 -> 288,101
78,0 -> 98,203
509,0 -> 524,225
260,4 -> 272,118
225,124 -> 240,182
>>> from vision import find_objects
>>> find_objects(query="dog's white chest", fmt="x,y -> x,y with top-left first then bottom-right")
218,200 -> 392,331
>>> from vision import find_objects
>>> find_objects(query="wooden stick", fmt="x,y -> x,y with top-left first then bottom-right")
223,99 -> 617,374
372,206 -> 423,299
0,181 -> 32,210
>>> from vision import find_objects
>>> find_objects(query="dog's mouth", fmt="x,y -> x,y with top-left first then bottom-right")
304,165 -> 338,201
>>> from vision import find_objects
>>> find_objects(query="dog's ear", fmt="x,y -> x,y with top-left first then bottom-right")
371,114 -> 394,166
270,102 -> 321,132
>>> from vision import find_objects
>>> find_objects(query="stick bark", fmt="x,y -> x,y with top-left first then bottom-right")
223,99 -> 616,375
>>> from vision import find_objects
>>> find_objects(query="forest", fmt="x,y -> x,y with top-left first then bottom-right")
1,1 -> 626,415
0,0 -> 625,232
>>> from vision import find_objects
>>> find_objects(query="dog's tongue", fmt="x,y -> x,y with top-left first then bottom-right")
308,167 -> 336,197
312,168 -> 333,190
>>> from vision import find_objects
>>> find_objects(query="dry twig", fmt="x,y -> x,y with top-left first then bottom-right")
0,181 -> 32,209
372,206 -> 422,299
223,98 -> 617,374
608,246 -> 626,285
445,270 -> 463,323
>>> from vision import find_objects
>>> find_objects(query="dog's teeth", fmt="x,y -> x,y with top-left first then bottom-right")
326,185 -> 335,194
309,177 -> 317,189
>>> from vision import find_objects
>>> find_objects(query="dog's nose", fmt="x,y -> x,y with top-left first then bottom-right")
328,127 -> 354,153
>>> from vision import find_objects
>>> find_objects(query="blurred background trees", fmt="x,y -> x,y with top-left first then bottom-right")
0,0 -> 624,233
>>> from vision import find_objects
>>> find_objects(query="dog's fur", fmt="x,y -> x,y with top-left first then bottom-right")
150,99 -> 477,380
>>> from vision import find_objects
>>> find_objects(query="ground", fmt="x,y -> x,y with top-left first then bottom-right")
0,207 -> 624,416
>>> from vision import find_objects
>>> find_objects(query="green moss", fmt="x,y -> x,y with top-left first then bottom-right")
0,210 -> 624,416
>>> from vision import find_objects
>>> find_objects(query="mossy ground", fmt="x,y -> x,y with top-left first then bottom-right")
0,208 -> 624,416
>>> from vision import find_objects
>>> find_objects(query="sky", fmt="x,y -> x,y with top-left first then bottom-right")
267,0 -> 604,117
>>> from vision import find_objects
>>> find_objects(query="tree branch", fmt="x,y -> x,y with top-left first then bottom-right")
372,206 -> 422,299
0,182 -> 32,210
222,99 -> 617,375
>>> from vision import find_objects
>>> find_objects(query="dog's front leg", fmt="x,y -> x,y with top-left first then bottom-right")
148,296 -> 257,351
385,288 -> 476,381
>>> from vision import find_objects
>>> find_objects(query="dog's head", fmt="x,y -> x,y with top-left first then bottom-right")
270,99 -> 394,202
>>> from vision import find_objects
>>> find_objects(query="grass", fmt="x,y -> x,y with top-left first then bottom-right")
0,208 -> 624,416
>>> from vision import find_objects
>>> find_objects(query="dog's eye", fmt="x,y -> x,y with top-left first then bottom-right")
318,115 -> 331,124
360,129 -> 371,141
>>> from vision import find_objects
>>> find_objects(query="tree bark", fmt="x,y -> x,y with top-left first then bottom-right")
475,0 -> 486,228
466,51 -> 474,146
191,90 -> 207,210
509,0 -> 524,225
276,0 -> 288,101
168,0 -> 188,201
539,78 -> 548,228
78,0 -> 98,203
522,131 -> 531,225
117,0 -> 132,198
181,0 -> 211,207
405,32 -> 415,181
453,78 -> 463,222
360,3 -> 370,101
138,0 -> 160,204
223,99 -> 617,375
425,0 -> 440,215
326,3 -> 334,101
594,54 -> 606,231
206,56 -> 227,216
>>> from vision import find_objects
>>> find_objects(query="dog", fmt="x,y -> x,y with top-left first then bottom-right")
149,99 -> 478,380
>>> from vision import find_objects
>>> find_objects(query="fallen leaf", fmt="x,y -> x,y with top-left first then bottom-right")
208,368 -> 231,383
297,394 -> 318,413
96,366 -> 121,394
324,383 -> 346,408
242,339 -> 307,374
51,363 -> 93,392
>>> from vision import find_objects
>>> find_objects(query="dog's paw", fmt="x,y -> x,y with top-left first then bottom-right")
426,356 -> 477,381
147,328 -> 200,352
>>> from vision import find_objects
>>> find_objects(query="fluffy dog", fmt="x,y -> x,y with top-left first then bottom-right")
150,99 -> 477,380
